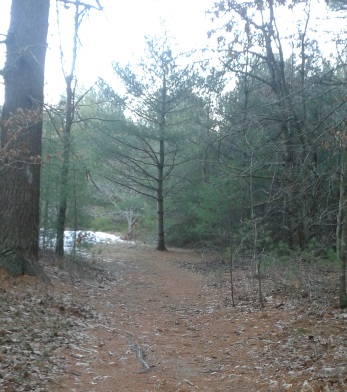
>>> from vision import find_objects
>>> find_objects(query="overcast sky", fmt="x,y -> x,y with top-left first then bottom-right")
0,0 -> 344,105
0,0 -> 216,103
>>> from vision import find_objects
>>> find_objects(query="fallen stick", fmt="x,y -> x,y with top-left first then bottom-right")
126,332 -> 151,372
133,343 -> 150,372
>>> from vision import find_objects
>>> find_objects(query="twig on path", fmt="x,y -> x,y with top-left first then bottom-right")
126,332 -> 151,372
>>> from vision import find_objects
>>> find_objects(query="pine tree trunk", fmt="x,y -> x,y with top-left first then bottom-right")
157,137 -> 166,251
337,148 -> 347,308
0,0 -> 50,276
157,194 -> 166,250
55,135 -> 71,256
156,66 -> 167,252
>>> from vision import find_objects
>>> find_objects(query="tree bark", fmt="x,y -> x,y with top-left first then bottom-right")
157,122 -> 167,251
157,167 -> 166,250
0,0 -> 50,275
55,76 -> 74,256
336,147 -> 347,308
156,56 -> 168,252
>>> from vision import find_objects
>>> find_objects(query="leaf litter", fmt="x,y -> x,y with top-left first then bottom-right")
0,243 -> 346,391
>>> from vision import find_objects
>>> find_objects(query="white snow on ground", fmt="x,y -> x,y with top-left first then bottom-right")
65,230 -> 126,245
40,229 -> 128,255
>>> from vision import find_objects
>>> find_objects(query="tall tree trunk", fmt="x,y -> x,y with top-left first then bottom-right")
55,3 -> 80,256
0,0 -> 50,276
157,134 -> 167,251
55,76 -> 74,256
156,59 -> 168,252
336,147 -> 347,308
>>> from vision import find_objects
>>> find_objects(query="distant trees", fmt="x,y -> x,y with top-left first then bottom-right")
205,0 -> 346,307
0,0 -> 50,275
211,0 -> 326,249
98,184 -> 144,239
326,0 -> 347,10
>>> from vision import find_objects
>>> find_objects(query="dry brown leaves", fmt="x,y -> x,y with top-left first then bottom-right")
0,245 -> 346,392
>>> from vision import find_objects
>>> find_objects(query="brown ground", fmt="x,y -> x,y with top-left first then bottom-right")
1,242 -> 346,391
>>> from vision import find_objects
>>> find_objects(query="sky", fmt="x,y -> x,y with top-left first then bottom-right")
0,0 -> 345,105
0,0 -> 216,104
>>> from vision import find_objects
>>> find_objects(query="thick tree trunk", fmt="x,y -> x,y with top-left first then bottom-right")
0,0 -> 50,276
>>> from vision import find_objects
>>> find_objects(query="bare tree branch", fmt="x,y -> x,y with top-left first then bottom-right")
58,0 -> 103,11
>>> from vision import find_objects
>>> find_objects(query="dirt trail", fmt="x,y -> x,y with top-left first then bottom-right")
46,243 -> 346,392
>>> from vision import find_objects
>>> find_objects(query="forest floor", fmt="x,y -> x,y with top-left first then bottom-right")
0,241 -> 346,392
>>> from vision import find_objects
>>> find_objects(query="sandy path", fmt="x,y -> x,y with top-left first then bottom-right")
48,244 -> 346,392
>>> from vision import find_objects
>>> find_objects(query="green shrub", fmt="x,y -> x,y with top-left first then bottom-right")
89,216 -> 115,232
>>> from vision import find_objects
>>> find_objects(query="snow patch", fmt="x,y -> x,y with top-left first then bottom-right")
40,229 -> 127,254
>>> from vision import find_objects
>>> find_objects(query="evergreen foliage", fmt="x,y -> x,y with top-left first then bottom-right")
4,0 -> 347,305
